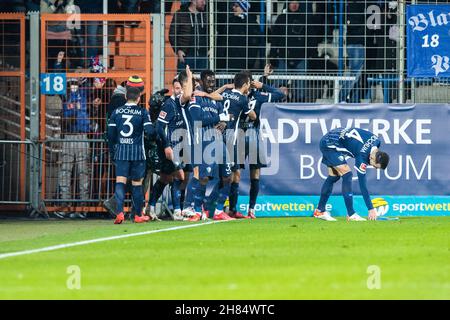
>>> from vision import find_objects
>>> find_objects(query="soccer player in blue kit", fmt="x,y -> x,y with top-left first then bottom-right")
107,86 -> 157,224
227,68 -> 286,219
314,127 -> 390,221
146,77 -> 193,221
185,71 -> 255,221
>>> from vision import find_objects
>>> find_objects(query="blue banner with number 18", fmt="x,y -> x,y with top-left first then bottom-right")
40,73 -> 66,95
407,4 -> 450,78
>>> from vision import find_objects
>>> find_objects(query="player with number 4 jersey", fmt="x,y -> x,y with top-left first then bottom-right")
314,127 -> 390,222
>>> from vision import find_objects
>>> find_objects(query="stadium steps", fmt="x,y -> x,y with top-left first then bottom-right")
109,25 -> 151,87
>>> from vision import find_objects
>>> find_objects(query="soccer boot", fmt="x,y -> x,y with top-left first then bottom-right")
134,215 -> 150,223
114,212 -> 125,224
313,209 -> 337,221
182,206 -> 196,218
173,209 -> 184,221
213,210 -> 235,221
228,211 -> 249,219
186,212 -> 202,222
347,213 -> 367,221
247,209 -> 257,219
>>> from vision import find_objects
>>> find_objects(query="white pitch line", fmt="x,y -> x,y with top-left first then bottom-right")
0,221 -> 225,260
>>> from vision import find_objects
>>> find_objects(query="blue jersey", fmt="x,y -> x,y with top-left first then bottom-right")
241,84 -> 286,130
157,95 -> 192,148
221,89 -> 250,143
324,127 -> 381,174
188,95 -> 221,143
107,103 -> 155,161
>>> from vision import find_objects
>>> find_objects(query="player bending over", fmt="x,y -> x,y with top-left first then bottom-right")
107,86 -> 156,224
314,127 -> 389,221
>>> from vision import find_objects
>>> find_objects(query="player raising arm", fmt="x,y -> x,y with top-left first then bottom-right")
314,127 -> 390,221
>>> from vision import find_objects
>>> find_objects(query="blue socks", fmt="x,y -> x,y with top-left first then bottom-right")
172,179 -> 182,210
183,177 -> 196,208
342,172 -> 355,216
149,180 -> 167,207
317,175 -> 340,212
249,179 -> 260,210
114,182 -> 126,214
131,185 -> 144,216
205,180 -> 220,207
229,182 -> 239,212
216,182 -> 230,211
193,178 -> 206,213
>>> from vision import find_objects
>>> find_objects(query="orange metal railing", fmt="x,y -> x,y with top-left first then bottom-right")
0,13 -> 26,207
40,14 -> 152,213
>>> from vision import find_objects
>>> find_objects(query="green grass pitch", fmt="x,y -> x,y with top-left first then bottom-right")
0,217 -> 449,299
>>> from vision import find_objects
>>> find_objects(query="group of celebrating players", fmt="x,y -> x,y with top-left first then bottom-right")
107,64 -> 285,223
106,64 -> 390,224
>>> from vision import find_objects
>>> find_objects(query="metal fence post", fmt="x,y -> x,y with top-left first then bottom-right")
398,0 -> 406,103
208,0 -> 215,71
152,2 -> 165,92
28,11 -> 45,217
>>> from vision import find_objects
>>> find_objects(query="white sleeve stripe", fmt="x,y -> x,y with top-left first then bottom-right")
144,122 -> 152,126
354,166 -> 366,174
189,104 -> 201,109
108,124 -> 116,127
268,93 -> 272,103
244,109 -> 252,114
157,119 -> 169,124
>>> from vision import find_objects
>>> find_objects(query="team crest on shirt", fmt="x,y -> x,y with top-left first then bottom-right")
159,111 -> 167,119
360,163 -> 367,172
338,155 -> 345,161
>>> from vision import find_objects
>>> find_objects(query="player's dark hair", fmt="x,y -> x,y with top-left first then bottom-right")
126,86 -> 141,102
200,69 -> 215,83
176,71 -> 195,88
233,72 -> 250,89
172,78 -> 181,86
376,151 -> 389,170
242,70 -> 253,81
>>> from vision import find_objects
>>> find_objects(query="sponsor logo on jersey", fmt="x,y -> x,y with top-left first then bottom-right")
360,163 -> 367,172
159,111 -> 167,119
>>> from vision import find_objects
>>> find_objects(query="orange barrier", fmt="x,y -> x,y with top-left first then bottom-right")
0,13 -> 26,207
39,14 -> 152,214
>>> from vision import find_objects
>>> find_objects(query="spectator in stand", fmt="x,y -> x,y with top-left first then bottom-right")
169,0 -> 208,72
216,0 -> 261,72
41,0 -> 86,69
27,0 -> 41,11
269,0 -> 308,102
76,0 -> 103,65
55,78 -> 91,219
0,0 -> 26,12
89,77 -> 117,199
339,0 -> 366,103
122,0 -> 139,13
